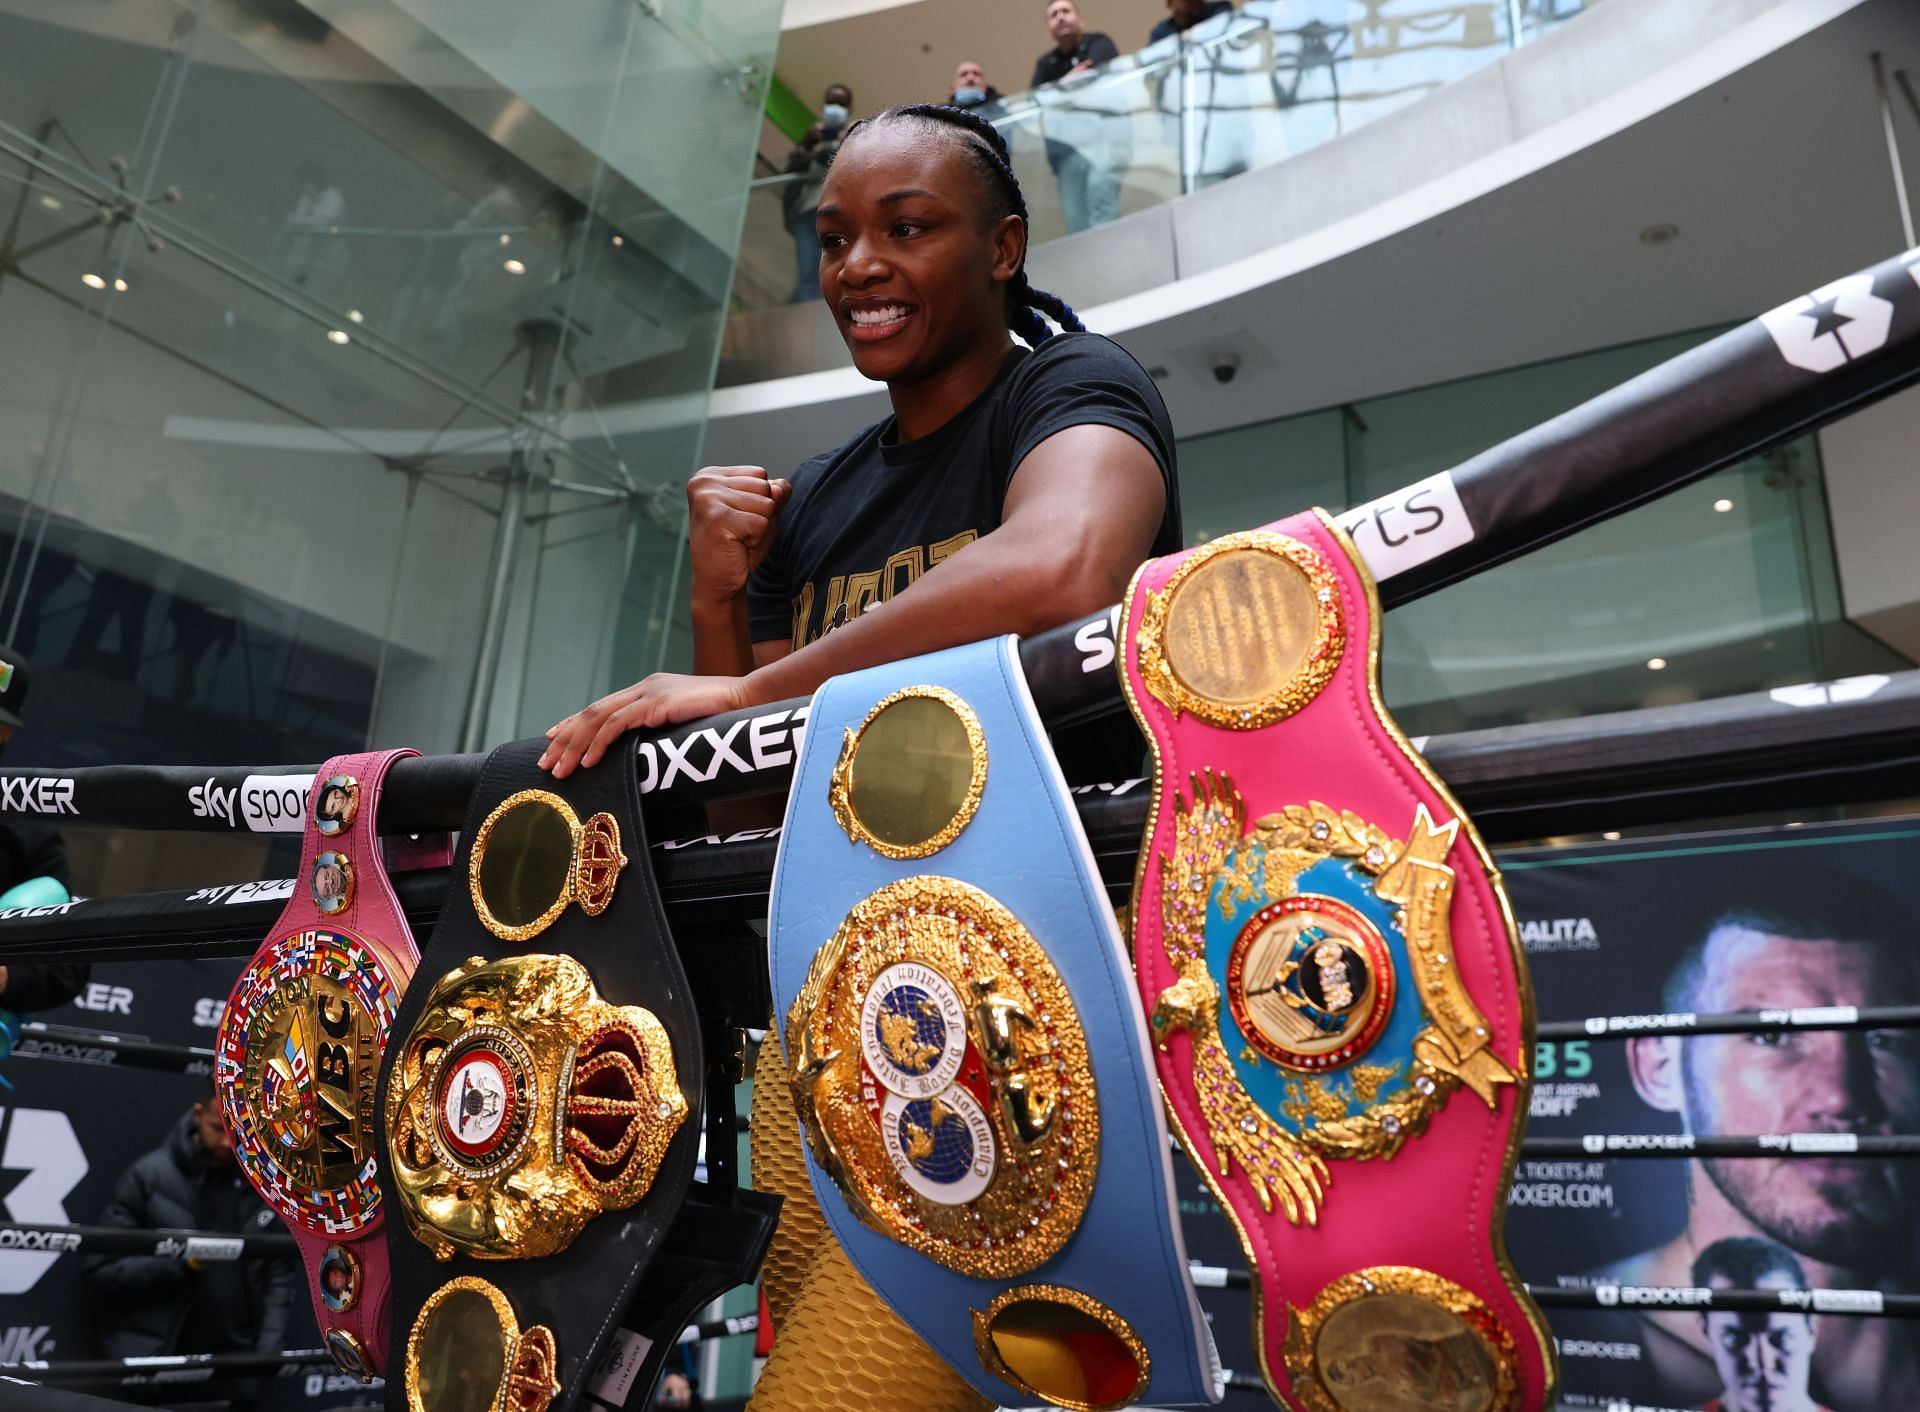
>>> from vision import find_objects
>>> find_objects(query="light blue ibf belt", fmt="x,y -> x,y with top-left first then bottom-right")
768,635 -> 1221,1410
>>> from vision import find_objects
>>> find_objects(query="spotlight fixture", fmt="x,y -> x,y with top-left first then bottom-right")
611,234 -> 624,247
348,309 -> 365,324
81,272 -> 106,290
113,277 -> 128,293
1713,498 -> 1733,512
327,329 -> 350,345
1601,831 -> 1621,841
38,194 -> 62,211
503,258 -> 527,276
499,233 -> 511,246
1646,657 -> 1668,671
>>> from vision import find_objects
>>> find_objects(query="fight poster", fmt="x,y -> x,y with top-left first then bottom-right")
1502,817 -> 1920,1412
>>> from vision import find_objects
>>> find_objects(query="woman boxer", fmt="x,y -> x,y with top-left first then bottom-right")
541,102 -> 1180,777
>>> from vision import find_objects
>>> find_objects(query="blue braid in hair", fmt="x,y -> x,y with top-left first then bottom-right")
841,103 -> 1087,347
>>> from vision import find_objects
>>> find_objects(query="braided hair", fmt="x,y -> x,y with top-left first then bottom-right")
839,102 -> 1087,348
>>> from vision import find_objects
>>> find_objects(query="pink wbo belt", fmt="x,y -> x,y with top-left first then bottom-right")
1119,510 -> 1556,1412
215,749 -> 430,1380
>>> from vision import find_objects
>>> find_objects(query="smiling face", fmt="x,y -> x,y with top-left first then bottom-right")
1046,0 -> 1083,45
815,120 -> 1023,386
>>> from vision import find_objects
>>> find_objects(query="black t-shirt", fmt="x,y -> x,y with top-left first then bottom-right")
1148,0 -> 1234,42
747,332 -> 1180,653
745,333 -> 1179,783
1031,32 -> 1120,89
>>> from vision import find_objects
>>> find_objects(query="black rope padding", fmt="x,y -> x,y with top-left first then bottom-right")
1189,1264 -> 1920,1316
12,1024 -> 215,1075
9,671 -> 1920,965
7,1316 -> 760,1383
1527,1134 -> 1920,1160
0,1222 -> 294,1260
2,249 -> 1916,838
1538,1003 -> 1920,1042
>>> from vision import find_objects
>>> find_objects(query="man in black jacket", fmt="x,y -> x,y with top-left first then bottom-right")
0,645 -> 87,1014
1032,0 -> 1126,233
82,1089 -> 296,1362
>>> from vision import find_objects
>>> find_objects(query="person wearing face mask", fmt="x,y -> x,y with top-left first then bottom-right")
0,644 -> 86,1019
783,83 -> 855,302
947,59 -> 1003,110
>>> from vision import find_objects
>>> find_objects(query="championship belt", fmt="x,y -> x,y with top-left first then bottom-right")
769,636 -> 1220,1411
1118,511 -> 1557,1411
216,749 -> 430,1379
375,738 -> 770,1412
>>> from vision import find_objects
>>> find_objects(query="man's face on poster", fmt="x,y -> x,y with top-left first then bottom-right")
1640,924 -> 1920,1266
1701,1277 -> 1816,1412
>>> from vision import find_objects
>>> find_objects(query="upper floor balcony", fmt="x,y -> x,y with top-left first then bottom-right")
722,0 -> 1601,384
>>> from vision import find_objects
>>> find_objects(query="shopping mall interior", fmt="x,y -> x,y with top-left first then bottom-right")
1,0 -> 1918,1408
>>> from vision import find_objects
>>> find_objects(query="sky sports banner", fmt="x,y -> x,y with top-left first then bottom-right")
1502,817 -> 1920,1412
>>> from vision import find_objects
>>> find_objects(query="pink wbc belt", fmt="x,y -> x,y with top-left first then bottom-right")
1118,510 -> 1556,1412
215,749 -> 426,1381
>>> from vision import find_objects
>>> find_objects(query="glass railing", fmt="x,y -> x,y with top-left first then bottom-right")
736,0 -> 1597,314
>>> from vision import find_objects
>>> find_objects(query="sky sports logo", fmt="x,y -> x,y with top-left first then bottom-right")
187,774 -> 313,832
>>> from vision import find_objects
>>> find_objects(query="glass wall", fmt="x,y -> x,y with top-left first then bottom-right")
1177,329 -> 1910,737
735,0 -> 1601,313
0,0 -> 779,799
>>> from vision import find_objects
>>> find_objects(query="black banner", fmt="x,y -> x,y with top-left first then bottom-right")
1503,817 -> 1920,1412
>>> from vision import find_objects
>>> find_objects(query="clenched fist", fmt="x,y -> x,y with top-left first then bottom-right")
687,465 -> 790,605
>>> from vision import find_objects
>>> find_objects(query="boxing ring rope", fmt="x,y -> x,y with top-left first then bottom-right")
17,1001 -> 1920,1083
0,248 -> 1911,852
5,659 -> 1920,965
5,1314 -> 763,1386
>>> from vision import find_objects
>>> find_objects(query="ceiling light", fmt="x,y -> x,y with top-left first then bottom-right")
347,309 -> 364,324
611,234 -> 624,247
1646,657 -> 1668,671
81,272 -> 106,290
503,258 -> 526,276
38,194 -> 62,211
112,277 -> 128,293
499,233 -> 511,246
326,329 -> 350,345
1639,222 -> 1680,246
1713,497 -> 1733,512
1601,831 -> 1621,841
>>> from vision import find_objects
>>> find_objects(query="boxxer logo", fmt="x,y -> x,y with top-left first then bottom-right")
1760,274 -> 1896,374
0,1109 -> 88,1295
636,707 -> 808,792
0,776 -> 76,816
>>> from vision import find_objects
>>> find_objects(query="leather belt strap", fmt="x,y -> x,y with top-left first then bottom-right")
216,748 -> 426,1379
769,636 -> 1220,1410
1119,511 -> 1558,1411
375,738 -> 710,1412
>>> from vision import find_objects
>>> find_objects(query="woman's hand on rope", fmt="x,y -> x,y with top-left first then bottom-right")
539,673 -> 752,778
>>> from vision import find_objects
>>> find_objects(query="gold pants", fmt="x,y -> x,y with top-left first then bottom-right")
747,1037 -> 989,1412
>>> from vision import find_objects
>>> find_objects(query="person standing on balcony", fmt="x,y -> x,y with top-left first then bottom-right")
541,103 -> 1180,784
1032,0 -> 1126,234
1148,0 -> 1233,42
783,84 -> 854,303
947,61 -> 1003,110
